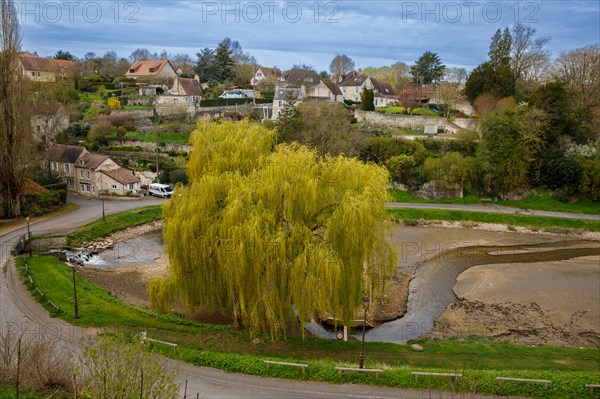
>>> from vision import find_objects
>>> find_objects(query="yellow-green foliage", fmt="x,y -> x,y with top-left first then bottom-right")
151,120 -> 398,338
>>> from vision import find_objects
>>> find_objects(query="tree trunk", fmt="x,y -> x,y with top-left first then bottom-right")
6,187 -> 21,218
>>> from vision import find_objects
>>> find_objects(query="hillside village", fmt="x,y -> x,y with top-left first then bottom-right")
3,34 -> 597,218
1,1 -> 600,398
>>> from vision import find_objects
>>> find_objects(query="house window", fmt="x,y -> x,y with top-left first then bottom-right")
80,170 -> 84,178
80,184 -> 84,191
52,162 -> 58,171
86,185 -> 91,192
111,184 -> 118,189
127,183 -> 136,190
86,170 -> 90,179
342,88 -> 347,93
63,163 -> 68,173
66,177 -> 73,186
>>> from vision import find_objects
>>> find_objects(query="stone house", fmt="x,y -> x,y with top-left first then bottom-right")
125,59 -> 178,79
250,66 -> 282,86
100,168 -> 141,196
47,144 -> 88,193
272,87 -> 303,119
156,76 -> 204,115
272,69 -> 344,119
47,144 -> 139,197
338,71 -> 397,105
18,54 -> 75,82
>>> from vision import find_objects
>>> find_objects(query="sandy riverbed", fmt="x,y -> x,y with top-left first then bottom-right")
79,222 -> 600,346
433,256 -> 600,347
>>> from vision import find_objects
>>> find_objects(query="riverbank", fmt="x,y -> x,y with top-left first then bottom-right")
78,221 -> 600,348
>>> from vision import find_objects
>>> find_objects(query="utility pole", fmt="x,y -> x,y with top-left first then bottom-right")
72,265 -> 79,318
153,108 -> 159,182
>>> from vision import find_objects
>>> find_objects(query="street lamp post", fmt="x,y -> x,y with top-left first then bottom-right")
25,216 -> 32,257
359,296 -> 370,369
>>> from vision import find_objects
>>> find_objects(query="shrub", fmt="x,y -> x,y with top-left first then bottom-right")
88,120 -> 116,145
107,96 -> 122,110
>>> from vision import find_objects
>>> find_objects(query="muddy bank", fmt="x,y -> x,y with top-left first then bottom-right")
433,256 -> 600,347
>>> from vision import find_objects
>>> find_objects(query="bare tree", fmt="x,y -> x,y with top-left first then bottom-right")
511,22 -> 551,86
329,54 -> 355,80
0,0 -> 35,218
437,82 -> 466,117
31,87 -> 70,176
553,44 -> 600,113
445,67 -> 468,84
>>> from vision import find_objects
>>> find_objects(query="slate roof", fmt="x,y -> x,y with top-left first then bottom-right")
101,168 -> 140,184
274,87 -> 303,101
78,153 -> 109,169
178,78 -> 204,96
324,81 -> 343,96
47,144 -> 86,164
371,78 -> 395,95
281,69 -> 321,86
257,66 -> 282,79
338,71 -> 367,87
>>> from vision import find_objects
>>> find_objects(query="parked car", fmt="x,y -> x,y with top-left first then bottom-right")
219,89 -> 254,99
148,183 -> 173,198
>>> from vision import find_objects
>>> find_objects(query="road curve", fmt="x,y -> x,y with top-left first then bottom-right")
0,196 -> 529,398
386,202 -> 600,221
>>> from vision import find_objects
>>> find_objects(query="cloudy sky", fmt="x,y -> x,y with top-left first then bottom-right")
18,0 -> 600,71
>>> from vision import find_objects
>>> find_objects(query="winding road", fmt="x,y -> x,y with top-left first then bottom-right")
2,196 -> 587,398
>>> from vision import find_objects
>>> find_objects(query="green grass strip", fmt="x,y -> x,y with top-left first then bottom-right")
65,205 -> 162,247
387,208 -> 600,232
389,190 -> 600,215
16,254 -> 600,398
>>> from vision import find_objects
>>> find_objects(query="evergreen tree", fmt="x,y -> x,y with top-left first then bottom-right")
488,28 -> 512,67
195,48 -> 215,82
213,42 -> 235,83
360,88 -> 375,111
410,51 -> 446,84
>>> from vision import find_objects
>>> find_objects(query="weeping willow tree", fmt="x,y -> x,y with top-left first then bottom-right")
149,120 -> 398,337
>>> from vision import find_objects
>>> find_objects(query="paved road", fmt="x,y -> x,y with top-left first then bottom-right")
0,196 -> 537,398
386,202 -> 600,221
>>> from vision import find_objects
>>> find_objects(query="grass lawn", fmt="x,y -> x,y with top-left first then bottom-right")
376,107 -> 440,117
65,205 -> 162,247
387,208 -> 600,232
17,253 -> 600,398
0,387 -> 53,399
389,189 -> 600,215
122,105 -> 154,110
124,130 -> 190,144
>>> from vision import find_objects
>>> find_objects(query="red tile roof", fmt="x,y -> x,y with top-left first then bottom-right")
125,59 -> 174,77
19,56 -> 75,74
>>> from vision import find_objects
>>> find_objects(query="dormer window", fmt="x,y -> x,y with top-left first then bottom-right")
129,69 -> 135,73
149,68 -> 156,73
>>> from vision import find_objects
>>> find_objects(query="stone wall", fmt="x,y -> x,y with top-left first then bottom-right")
108,140 -> 192,153
355,110 -> 478,134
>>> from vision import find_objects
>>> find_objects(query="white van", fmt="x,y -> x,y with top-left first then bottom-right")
148,183 -> 173,198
